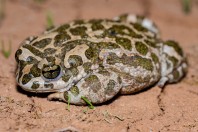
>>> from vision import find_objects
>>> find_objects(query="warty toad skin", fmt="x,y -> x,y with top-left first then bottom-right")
15,14 -> 187,105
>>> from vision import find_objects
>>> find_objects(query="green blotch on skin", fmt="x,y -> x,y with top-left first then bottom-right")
22,74 -> 32,85
44,48 -> 57,55
70,67 -> 79,77
55,24 -> 70,32
18,60 -> 28,82
168,56 -> 179,67
105,25 -> 142,38
85,48 -> 99,62
135,42 -> 148,55
70,86 -> 79,96
63,91 -> 69,101
85,75 -> 101,93
30,64 -> 41,77
42,65 -> 61,79
117,76 -> 122,84
144,40 -> 157,48
44,83 -> 54,89
106,53 -> 121,65
54,31 -> 71,47
105,80 -> 116,95
98,42 -> 120,49
129,55 -> 153,71
62,73 -> 71,82
15,49 -> 22,63
23,45 -> 45,58
74,20 -> 85,25
26,56 -> 39,64
98,67 -> 110,76
32,38 -> 52,49
106,53 -> 153,71
164,40 -> 183,56
115,37 -> 132,50
68,55 -> 83,67
89,19 -> 105,31
173,70 -> 180,80
132,23 -> 148,32
135,76 -> 150,83
151,53 -> 159,64
46,56 -> 55,64
117,14 -> 128,22
31,81 -> 40,89
70,26 -> 88,38
83,62 -> 92,73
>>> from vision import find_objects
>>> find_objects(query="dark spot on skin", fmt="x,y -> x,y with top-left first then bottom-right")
44,83 -> 54,89
84,75 -> 101,93
54,31 -> 71,47
74,20 -> 85,25
129,55 -> 153,71
30,64 -> 41,77
55,24 -> 70,33
172,70 -> 180,80
31,81 -> 40,89
83,62 -> 92,74
23,44 -> 45,58
144,40 -> 157,48
98,68 -> 110,76
32,38 -> 52,49
15,49 -> 22,63
85,47 -> 99,61
17,60 -> 28,82
22,74 -> 32,85
98,42 -> 120,49
70,86 -> 79,96
62,73 -> 71,82
168,56 -> 179,67
135,41 -> 148,55
68,55 -> 83,67
115,37 -> 132,50
132,23 -> 148,32
69,67 -> 79,77
46,56 -> 55,64
26,56 -> 39,64
104,25 -> 143,38
151,53 -> 159,64
106,53 -> 153,71
42,65 -> 61,79
164,40 -> 183,56
69,26 -> 88,38
105,80 -> 116,95
89,19 -> 105,31
63,91 -> 69,101
117,14 -> 128,22
44,48 -> 57,55
106,53 -> 121,65
117,76 -> 122,84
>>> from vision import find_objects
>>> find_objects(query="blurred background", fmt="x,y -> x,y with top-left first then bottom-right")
0,1 -> 198,131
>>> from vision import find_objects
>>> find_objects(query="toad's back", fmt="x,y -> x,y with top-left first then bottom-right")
15,14 -> 187,105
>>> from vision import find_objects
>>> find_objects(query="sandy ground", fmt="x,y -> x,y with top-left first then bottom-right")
0,0 -> 198,131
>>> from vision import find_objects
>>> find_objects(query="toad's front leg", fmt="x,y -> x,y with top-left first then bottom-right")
48,71 -> 122,105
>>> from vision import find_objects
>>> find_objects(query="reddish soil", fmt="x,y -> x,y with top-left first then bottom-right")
0,0 -> 198,131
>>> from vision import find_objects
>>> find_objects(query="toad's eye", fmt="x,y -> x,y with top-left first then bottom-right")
42,65 -> 62,81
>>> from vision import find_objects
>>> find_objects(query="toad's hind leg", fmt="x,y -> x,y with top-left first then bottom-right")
48,71 -> 122,105
113,14 -> 159,35
157,40 -> 187,87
